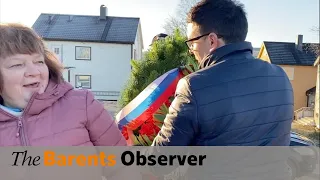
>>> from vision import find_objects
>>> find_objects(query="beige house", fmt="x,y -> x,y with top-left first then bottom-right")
314,56 -> 320,128
257,35 -> 318,113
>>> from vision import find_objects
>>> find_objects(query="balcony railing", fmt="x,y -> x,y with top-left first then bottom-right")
294,107 -> 314,120
91,91 -> 120,97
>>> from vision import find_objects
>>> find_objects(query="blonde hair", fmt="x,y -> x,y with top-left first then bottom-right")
0,23 -> 64,90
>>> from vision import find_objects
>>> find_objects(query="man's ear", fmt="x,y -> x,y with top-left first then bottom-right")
208,33 -> 218,49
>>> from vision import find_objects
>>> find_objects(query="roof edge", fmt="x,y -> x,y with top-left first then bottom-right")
263,41 -> 319,46
39,13 -> 140,20
314,56 -> 320,66
42,38 -> 134,45
262,42 -> 272,63
306,86 -> 316,95
257,43 -> 265,59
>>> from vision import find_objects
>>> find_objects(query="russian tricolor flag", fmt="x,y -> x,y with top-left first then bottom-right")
115,68 -> 185,131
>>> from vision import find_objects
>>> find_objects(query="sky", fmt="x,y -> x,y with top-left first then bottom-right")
0,0 -> 319,50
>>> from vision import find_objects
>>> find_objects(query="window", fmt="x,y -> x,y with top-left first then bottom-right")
281,67 -> 294,80
75,46 -> 91,60
51,45 -> 63,62
75,75 -> 91,89
54,48 -> 60,55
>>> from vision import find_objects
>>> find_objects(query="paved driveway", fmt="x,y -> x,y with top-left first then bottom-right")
102,100 -> 120,117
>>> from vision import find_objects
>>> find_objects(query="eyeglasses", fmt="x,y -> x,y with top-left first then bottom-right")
185,33 -> 223,50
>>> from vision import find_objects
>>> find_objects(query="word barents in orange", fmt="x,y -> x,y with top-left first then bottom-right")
43,151 -> 116,167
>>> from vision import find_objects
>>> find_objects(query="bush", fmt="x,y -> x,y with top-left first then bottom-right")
118,29 -> 197,108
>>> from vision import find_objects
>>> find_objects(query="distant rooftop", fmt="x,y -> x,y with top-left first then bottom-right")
262,35 -> 319,66
32,5 -> 140,44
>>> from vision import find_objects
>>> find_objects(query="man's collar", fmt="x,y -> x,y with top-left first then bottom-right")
199,41 -> 253,69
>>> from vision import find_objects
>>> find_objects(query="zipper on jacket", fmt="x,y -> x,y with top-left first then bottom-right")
15,93 -> 37,146
2,93 -> 37,146
16,119 -> 22,137
16,117 -> 27,146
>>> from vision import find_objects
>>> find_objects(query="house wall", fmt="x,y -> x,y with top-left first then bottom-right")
279,65 -> 317,111
258,47 -> 317,111
45,41 -> 132,101
260,52 -> 270,62
132,23 -> 143,60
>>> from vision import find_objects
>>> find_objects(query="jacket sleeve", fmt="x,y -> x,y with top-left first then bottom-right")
85,90 -> 127,146
152,78 -> 198,146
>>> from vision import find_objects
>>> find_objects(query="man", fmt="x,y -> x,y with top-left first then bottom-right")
152,0 -> 294,146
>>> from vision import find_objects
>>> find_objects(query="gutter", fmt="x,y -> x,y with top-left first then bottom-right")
42,38 -> 135,45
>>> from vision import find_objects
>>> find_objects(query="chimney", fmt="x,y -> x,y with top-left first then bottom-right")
296,34 -> 303,51
68,15 -> 73,22
99,5 -> 107,20
48,15 -> 54,24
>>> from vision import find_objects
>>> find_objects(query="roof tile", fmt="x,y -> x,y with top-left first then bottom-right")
264,41 -> 318,66
32,13 -> 139,44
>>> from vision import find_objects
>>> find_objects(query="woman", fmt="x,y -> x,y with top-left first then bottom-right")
0,23 -> 127,146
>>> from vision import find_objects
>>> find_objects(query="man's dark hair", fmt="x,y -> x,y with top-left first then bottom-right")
187,0 -> 248,43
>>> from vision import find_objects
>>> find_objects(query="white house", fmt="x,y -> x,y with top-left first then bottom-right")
32,5 -> 144,101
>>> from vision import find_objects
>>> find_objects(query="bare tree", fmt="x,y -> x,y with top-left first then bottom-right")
310,26 -> 320,56
162,0 -> 200,36
311,26 -> 320,33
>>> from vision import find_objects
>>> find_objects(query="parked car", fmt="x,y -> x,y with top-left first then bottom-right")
288,131 -> 318,180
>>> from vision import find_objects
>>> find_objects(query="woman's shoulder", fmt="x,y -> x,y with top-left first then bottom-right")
53,81 -> 91,101
45,80 -> 98,105
64,87 -> 91,100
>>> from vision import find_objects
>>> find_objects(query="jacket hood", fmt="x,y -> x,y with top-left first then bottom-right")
0,80 -> 74,121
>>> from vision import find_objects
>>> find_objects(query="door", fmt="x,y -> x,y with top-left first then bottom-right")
307,93 -> 315,108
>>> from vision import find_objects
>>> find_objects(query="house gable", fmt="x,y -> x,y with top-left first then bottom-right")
257,43 -> 271,63
132,22 -> 144,60
137,22 -> 144,50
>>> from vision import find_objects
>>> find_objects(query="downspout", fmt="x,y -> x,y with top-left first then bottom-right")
131,44 -> 133,70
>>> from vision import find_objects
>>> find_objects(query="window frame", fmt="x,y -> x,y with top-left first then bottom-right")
54,47 -> 60,54
75,46 -> 91,60
75,75 -> 92,89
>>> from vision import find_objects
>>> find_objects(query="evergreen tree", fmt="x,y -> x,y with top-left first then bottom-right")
118,29 -> 197,108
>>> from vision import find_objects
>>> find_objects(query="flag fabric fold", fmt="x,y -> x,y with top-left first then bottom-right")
115,66 -> 192,146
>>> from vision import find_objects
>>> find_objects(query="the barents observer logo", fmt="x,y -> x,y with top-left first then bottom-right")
11,150 -> 207,167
